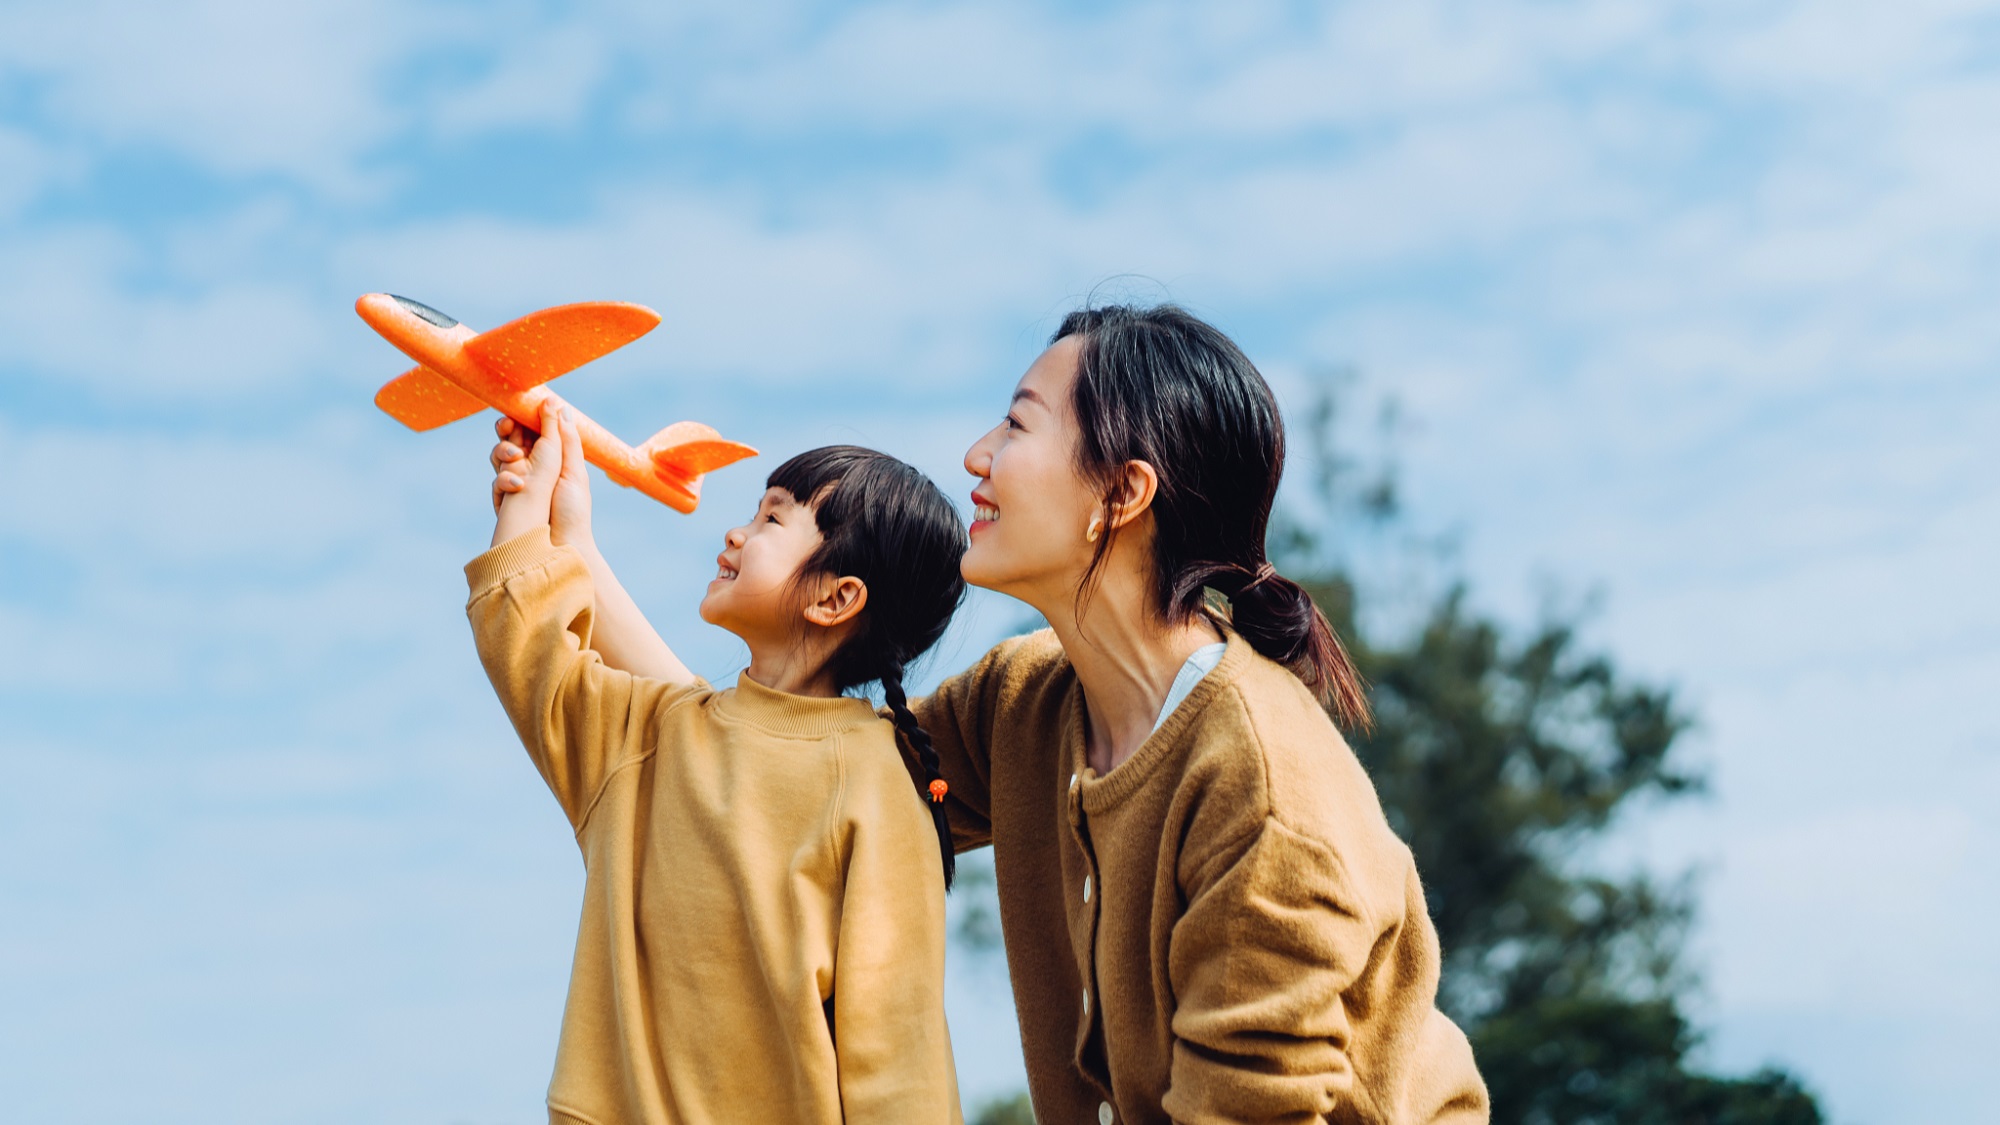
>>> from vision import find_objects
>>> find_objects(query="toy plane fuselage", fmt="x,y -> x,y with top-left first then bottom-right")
357,294 -> 755,513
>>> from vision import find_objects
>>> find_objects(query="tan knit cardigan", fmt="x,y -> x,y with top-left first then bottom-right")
916,629 -> 1487,1125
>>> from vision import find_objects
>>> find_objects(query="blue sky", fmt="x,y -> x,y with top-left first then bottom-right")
4,2 -> 1997,1121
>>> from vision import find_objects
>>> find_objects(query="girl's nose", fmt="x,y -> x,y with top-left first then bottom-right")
726,527 -> 747,548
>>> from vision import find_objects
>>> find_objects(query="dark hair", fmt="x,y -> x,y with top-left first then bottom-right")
768,445 -> 967,889
1053,304 -> 1371,731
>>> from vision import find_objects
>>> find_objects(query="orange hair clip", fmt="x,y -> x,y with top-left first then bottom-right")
928,779 -> 949,803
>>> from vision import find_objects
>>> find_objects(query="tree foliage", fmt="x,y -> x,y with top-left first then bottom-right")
967,1090 -> 1037,1125
1277,387 -> 1823,1124
1291,565 -> 1820,1123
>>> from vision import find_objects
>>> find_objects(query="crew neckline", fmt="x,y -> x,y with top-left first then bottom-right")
1069,631 -> 1252,810
723,672 -> 882,739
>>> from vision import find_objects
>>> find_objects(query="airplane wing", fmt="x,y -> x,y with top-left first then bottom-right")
462,301 -> 662,391
645,421 -> 760,476
375,364 -> 488,431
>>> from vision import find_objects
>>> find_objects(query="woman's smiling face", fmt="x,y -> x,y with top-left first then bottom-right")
961,336 -> 1103,604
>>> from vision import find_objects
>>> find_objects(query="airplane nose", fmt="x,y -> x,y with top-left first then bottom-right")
388,294 -> 460,329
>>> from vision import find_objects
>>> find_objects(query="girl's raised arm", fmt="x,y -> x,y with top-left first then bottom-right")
492,407 -> 694,686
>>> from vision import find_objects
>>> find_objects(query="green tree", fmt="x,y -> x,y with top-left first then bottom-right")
1291,569 -> 1820,1123
967,1090 -> 1037,1125
951,386 -> 1824,1124
1275,387 -> 1822,1124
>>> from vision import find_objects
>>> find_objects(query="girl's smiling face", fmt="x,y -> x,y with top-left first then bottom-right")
699,486 -> 826,645
961,336 -> 1104,604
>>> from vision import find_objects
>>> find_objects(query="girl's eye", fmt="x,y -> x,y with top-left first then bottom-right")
765,513 -> 780,524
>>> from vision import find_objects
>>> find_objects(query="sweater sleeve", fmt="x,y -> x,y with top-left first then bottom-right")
909,640 -> 1016,853
830,752 -> 963,1125
464,527 -> 701,831
1163,818 -> 1383,1125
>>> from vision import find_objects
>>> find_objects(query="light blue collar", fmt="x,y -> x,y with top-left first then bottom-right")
1153,642 -> 1228,733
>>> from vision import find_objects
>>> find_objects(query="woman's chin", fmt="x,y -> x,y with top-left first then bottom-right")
960,541 -> 1003,591
960,543 -> 1033,601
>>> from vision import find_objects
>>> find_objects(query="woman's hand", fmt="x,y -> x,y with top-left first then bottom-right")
490,405 -> 594,549
490,414 -> 533,514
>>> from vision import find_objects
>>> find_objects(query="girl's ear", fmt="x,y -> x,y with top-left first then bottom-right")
801,575 -> 869,628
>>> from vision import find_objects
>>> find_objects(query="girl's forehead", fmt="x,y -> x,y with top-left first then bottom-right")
759,486 -> 807,514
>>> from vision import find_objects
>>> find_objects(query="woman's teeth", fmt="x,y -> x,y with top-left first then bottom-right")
974,504 -> 1000,522
717,564 -> 737,580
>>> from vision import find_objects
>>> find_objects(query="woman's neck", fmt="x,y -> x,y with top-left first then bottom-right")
1043,576 -> 1220,776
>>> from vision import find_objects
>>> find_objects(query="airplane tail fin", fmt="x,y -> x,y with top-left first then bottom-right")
640,422 -> 758,504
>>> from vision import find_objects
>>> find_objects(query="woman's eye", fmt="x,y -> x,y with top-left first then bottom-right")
1005,414 -> 1023,431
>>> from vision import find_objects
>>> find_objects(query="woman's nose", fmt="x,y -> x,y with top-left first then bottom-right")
964,427 -> 997,478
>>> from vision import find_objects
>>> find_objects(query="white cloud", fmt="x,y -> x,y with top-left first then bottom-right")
0,228 -> 334,397
1701,0 -> 1994,94
0,0 -> 415,189
426,23 -> 612,135
1709,801 -> 1982,1005
0,125 -> 67,218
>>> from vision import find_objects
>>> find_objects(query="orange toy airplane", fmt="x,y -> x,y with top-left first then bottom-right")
358,293 -> 756,513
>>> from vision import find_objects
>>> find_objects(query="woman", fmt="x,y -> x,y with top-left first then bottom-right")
489,303 -> 1488,1124
916,305 -> 1487,1125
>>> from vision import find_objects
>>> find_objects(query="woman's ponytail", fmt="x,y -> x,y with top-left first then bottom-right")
880,663 -> 955,892
1217,562 -> 1371,733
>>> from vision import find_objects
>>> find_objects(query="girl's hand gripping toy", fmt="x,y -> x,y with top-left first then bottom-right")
358,293 -> 756,513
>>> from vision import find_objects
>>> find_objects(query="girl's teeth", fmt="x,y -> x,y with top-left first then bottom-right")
975,504 -> 999,521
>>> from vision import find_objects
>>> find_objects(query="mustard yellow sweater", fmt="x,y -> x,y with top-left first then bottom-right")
466,529 -> 961,1125
917,629 -> 1488,1125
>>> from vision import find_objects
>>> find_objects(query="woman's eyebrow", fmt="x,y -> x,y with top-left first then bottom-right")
1011,388 -> 1047,408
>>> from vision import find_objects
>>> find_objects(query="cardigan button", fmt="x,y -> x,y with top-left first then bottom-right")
1069,772 -> 1080,796
1082,987 -> 1090,1016
1083,874 -> 1092,903
1098,1101 -> 1114,1125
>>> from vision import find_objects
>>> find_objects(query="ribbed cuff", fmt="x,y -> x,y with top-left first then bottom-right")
464,525 -> 564,596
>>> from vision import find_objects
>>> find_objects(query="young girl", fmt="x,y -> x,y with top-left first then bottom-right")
469,403 -> 965,1125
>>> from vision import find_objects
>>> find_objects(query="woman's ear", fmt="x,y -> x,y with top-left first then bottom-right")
801,575 -> 869,628
1106,459 -> 1160,531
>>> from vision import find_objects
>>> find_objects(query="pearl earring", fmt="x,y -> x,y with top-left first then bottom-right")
1086,518 -> 1102,543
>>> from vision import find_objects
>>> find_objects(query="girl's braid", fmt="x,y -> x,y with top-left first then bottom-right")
879,662 -> 955,891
